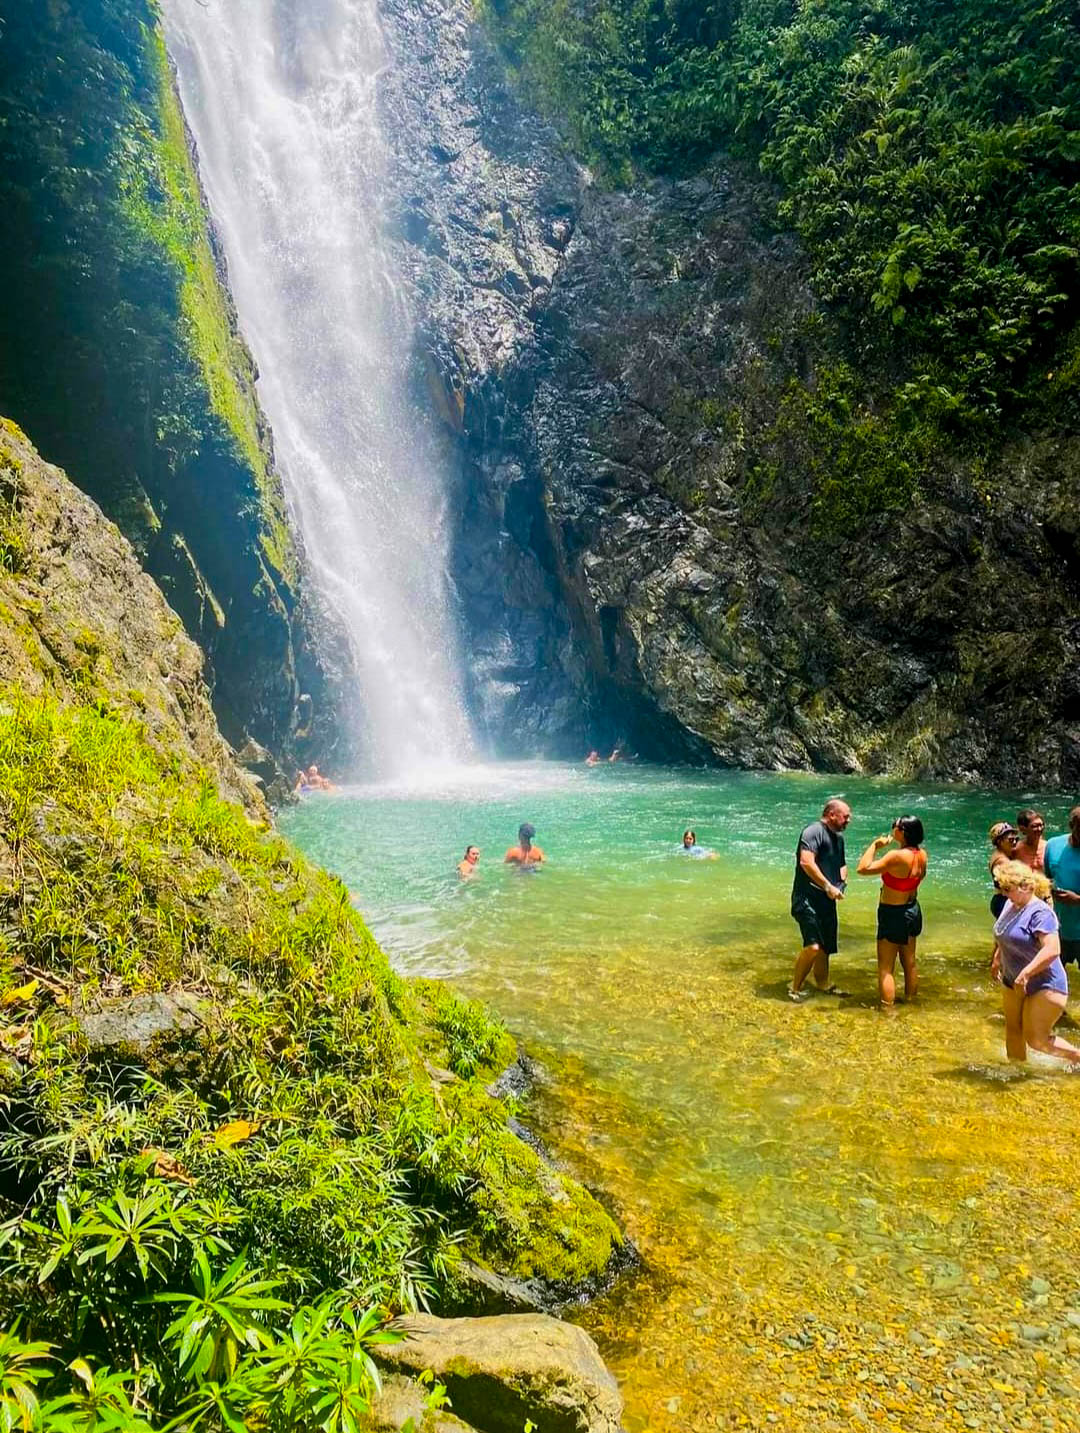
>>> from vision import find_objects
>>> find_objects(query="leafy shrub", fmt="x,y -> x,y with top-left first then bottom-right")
0,695 -> 621,1433
481,0 -> 1080,428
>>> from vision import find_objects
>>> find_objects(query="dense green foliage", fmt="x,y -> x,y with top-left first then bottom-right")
0,690 -> 617,1430
481,0 -> 1080,428
0,1 -> 289,559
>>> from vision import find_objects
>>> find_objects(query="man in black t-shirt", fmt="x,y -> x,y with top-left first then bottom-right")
789,798 -> 851,1001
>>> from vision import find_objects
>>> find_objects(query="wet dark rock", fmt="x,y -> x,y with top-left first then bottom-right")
453,1259 -> 553,1317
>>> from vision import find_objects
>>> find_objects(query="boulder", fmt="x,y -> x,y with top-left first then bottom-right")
74,992 -> 212,1079
368,1373 -> 477,1433
374,1314 -> 622,1433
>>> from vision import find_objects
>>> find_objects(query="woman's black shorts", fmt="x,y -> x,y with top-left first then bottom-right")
877,900 -> 922,946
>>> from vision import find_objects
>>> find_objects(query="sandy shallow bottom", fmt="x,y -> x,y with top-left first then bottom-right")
282,764 -> 1080,1431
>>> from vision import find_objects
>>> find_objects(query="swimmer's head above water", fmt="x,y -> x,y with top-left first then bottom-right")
682,829 -> 697,848
518,822 -> 535,848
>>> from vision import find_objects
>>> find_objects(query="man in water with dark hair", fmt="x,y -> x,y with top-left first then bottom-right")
789,797 -> 851,1001
505,823 -> 545,866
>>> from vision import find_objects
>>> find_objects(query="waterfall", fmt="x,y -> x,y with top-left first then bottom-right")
161,0 -> 474,778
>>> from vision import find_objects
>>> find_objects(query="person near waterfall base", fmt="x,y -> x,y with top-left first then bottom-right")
991,859 -> 1079,1064
1045,805 -> 1080,966
458,845 -> 480,879
788,798 -> 850,1001
505,823 -> 545,867
856,815 -> 927,1006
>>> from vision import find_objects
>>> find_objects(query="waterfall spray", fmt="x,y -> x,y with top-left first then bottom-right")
162,0 -> 474,779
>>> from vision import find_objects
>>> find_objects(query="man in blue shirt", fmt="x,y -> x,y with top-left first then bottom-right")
1046,805 -> 1080,965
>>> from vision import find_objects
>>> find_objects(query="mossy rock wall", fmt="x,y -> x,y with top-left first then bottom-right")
0,0 -> 324,762
0,418 -> 620,1330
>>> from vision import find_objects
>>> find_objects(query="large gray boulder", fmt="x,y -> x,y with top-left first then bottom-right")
374,1314 -> 622,1433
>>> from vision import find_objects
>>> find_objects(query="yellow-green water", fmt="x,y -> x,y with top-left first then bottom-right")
281,764 -> 1080,1432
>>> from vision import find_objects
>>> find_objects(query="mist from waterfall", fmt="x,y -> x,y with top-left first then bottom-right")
162,0 -> 474,778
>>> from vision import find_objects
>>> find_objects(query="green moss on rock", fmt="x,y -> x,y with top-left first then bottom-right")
0,1 -> 308,754
0,420 -> 620,1313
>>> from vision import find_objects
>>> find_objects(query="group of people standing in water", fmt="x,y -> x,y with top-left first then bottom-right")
455,795 -> 1080,1065
787,796 -> 1080,1066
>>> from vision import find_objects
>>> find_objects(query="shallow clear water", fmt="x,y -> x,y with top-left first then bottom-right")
281,763 -> 1080,1432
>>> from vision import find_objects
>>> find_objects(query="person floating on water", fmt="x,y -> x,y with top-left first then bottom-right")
789,797 -> 851,1002
1015,808 -> 1047,872
679,829 -> 717,860
991,859 -> 1080,1065
1045,805 -> 1080,967
457,845 -> 480,879
856,816 -> 927,1006
585,750 -> 601,766
505,822 -> 545,867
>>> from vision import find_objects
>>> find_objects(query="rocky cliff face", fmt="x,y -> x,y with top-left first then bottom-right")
379,0 -> 1080,785
0,416 -> 258,811
0,0 -> 327,772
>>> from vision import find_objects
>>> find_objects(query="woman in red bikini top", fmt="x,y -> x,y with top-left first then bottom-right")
856,815 -> 928,1006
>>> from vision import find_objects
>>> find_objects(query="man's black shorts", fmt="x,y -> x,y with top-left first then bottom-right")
876,899 -> 923,946
792,894 -> 838,955
1061,938 -> 1080,967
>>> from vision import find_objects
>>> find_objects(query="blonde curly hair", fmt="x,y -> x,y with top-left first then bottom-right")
993,859 -> 1052,901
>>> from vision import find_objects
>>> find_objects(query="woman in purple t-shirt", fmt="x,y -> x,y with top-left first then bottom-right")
991,860 -> 1080,1064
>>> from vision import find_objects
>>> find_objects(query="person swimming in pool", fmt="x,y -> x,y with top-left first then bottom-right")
679,829 -> 717,860
856,815 -> 928,1006
505,823 -> 545,867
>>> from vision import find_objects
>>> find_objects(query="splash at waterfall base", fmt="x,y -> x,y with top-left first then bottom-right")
0,423 -> 624,1433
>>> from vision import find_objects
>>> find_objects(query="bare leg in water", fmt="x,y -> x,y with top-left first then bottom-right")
1001,986 -> 1028,1061
1023,990 -> 1080,1063
899,937 -> 918,1001
791,943 -> 825,998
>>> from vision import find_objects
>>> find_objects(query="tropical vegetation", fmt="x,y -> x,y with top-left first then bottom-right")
480,0 -> 1080,434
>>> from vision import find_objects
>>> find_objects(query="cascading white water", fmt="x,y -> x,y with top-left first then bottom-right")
162,0 -> 474,778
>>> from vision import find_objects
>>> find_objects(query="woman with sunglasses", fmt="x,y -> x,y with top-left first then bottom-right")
988,822 -> 1021,917
1015,809 -> 1047,873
